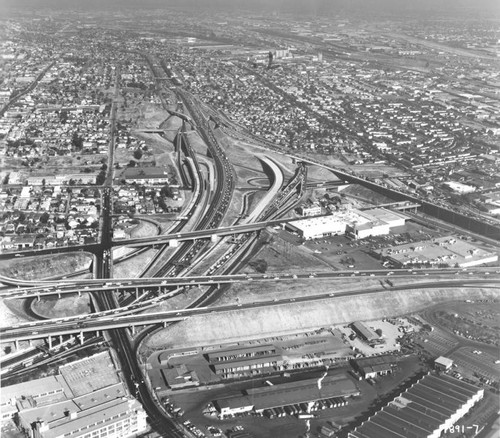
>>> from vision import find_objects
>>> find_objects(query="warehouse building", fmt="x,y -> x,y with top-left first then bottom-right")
351,321 -> 381,343
207,344 -> 284,379
353,355 -> 396,379
373,235 -> 498,268
286,208 -> 407,240
349,373 -> 484,438
214,374 -> 360,418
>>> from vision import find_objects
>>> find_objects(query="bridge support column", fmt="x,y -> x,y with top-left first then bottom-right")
59,335 -> 63,345
78,290 -> 81,297
37,294 -> 40,302
130,326 -> 135,335
136,288 -> 139,300
14,339 -> 19,351
48,336 -> 52,350
79,332 -> 84,344
28,339 -> 32,347
163,321 -> 167,328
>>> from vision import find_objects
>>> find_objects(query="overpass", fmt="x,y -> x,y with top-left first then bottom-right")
2,267 -> 498,298
1,277 -> 497,345
112,215 -> 315,248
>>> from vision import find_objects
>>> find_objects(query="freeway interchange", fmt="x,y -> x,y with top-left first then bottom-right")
2,52 -> 500,438
1,275 -> 498,343
1,267 -> 499,300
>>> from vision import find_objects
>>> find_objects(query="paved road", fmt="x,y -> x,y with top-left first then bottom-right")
2,278 -> 497,343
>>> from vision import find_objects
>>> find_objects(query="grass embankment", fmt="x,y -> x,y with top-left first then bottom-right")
143,287 -> 497,351
0,252 -> 92,281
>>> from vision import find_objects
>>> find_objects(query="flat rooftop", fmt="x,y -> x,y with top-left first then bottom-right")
375,235 -> 498,267
216,374 -> 359,412
350,373 -> 483,438
58,351 -> 120,397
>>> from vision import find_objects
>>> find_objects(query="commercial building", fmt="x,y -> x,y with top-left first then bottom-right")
374,235 -> 498,268
349,373 -> 484,438
1,375 -> 71,422
121,167 -> 170,185
17,385 -> 147,438
214,373 -> 360,418
286,208 -> 407,240
2,352 -> 148,438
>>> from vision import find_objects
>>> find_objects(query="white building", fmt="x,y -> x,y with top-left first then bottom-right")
444,181 -> 476,194
287,208 -> 407,240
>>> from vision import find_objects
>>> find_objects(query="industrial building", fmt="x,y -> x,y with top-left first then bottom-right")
162,364 -> 200,390
353,355 -> 396,379
349,373 -> 484,438
351,321 -> 383,346
286,208 -> 407,240
434,356 -> 454,371
214,373 -> 360,418
1,352 -> 148,438
298,204 -> 322,217
374,235 -> 498,268
207,344 -> 283,379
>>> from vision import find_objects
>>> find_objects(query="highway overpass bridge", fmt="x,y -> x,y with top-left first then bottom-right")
1,277 -> 497,346
1,267 -> 498,298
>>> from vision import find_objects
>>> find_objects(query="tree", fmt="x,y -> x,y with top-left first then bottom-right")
96,170 -> 106,185
160,183 -> 174,198
249,259 -> 268,273
133,148 -> 143,160
39,212 -> 50,223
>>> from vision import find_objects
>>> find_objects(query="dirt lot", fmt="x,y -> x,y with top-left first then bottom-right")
429,301 -> 500,346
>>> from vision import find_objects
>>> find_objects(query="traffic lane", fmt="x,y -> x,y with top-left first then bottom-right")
3,279 -> 495,341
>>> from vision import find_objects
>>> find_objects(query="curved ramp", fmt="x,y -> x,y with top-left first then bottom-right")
243,156 -> 284,224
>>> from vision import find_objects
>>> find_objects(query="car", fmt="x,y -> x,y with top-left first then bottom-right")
14,253 -> 24,257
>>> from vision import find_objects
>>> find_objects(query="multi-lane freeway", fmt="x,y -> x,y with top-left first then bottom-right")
2,267 -> 498,299
1,277 -> 497,343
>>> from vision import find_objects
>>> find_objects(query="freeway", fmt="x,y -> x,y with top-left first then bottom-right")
113,213 -> 315,247
2,267 -> 498,299
1,278 -> 497,343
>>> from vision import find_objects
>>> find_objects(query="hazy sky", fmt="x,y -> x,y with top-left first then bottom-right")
1,0 -> 499,17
